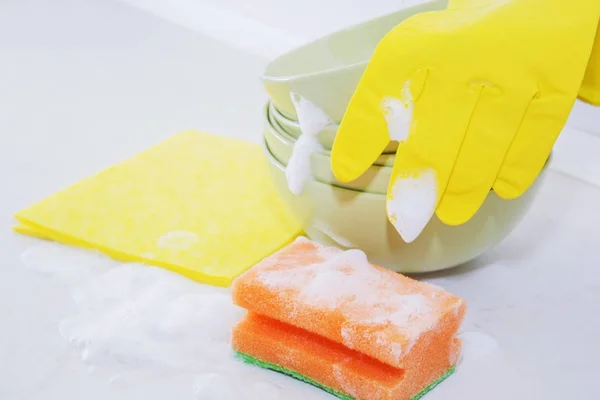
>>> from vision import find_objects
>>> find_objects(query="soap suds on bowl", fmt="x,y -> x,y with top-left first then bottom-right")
285,93 -> 331,195
387,168 -> 437,243
19,243 -> 292,399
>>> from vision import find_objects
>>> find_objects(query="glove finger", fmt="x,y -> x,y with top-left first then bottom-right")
436,87 -> 534,225
386,76 -> 480,243
331,13 -> 444,183
493,94 -> 574,199
579,22 -> 600,105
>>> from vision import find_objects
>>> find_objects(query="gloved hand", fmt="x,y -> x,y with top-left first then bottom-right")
580,22 -> 600,105
331,0 -> 600,243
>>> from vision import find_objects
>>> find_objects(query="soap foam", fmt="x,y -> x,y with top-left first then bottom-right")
258,247 -> 439,357
19,243 -> 286,399
387,168 -> 437,243
285,94 -> 330,195
381,81 -> 413,143
20,245 -> 243,373
285,134 -> 322,195
381,82 -> 439,244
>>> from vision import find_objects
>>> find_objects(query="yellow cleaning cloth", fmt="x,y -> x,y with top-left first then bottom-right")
14,130 -> 303,287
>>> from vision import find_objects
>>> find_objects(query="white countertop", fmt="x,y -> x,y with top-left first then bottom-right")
1,0 -> 599,399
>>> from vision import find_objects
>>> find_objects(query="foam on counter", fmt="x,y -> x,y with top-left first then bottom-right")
19,242 -> 286,399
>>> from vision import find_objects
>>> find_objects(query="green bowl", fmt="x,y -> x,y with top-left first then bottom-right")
262,0 -> 448,122
264,105 -> 394,194
265,103 -> 395,167
268,102 -> 399,154
264,126 -> 392,195
262,138 -> 549,273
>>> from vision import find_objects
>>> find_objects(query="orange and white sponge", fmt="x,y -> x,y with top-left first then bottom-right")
231,238 -> 466,400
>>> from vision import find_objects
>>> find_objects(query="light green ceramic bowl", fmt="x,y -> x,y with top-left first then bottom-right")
262,0 -> 448,122
264,105 -> 394,194
268,102 -> 399,154
264,125 -> 392,194
265,103 -> 395,168
262,140 -> 549,273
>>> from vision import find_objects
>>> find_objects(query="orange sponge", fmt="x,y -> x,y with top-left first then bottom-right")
231,238 -> 466,400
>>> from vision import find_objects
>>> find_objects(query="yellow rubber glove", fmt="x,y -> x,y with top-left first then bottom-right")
331,0 -> 600,242
580,21 -> 600,105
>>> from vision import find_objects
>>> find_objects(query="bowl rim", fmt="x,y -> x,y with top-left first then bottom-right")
270,101 -> 337,130
263,137 -> 384,196
265,102 -> 329,156
269,101 -> 300,127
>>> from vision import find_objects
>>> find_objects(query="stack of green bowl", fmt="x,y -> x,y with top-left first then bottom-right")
260,0 -> 549,273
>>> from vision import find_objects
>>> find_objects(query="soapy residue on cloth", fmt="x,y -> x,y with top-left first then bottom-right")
285,93 -> 331,195
157,231 -> 200,250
